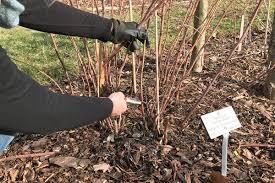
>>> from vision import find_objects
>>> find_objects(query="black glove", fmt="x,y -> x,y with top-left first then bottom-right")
109,19 -> 150,52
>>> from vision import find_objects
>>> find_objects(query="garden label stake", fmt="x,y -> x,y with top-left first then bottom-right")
221,132 -> 229,176
201,106 -> 242,176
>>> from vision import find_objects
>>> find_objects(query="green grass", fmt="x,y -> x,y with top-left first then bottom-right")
0,27 -> 78,84
213,1 -> 274,35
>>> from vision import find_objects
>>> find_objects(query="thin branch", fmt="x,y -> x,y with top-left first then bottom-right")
50,34 -> 74,94
155,8 -> 160,133
0,152 -> 56,163
240,143 -> 275,148
129,0 -> 137,94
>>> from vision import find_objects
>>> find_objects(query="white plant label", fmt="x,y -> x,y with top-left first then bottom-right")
201,106 -> 241,139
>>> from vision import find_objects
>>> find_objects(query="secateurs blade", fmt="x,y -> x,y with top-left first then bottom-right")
126,97 -> 142,105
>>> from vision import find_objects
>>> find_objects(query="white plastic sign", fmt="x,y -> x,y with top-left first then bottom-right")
201,106 -> 241,139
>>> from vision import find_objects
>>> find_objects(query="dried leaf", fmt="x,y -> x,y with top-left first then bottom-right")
210,56 -> 218,62
193,175 -> 202,183
241,100 -> 272,120
23,162 -> 35,183
31,138 -> 48,148
9,169 -> 19,182
199,160 -> 214,167
256,105 -> 272,120
93,163 -> 112,173
171,159 -> 182,172
93,178 -> 108,183
176,152 -> 193,165
229,167 -> 247,179
185,171 -> 191,183
36,161 -> 49,171
242,149 -> 253,160
107,134 -> 115,143
50,156 -> 78,168
133,151 -> 140,165
163,168 -> 172,179
78,159 -> 91,168
232,95 -> 245,101
132,132 -> 142,138
49,156 -> 90,169
162,145 -> 173,155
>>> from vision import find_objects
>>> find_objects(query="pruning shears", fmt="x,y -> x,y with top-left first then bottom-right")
126,97 -> 142,105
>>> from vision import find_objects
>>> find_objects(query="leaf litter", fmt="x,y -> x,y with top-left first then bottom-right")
0,32 -> 274,182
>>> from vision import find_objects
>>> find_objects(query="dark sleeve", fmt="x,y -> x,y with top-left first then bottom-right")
18,0 -> 113,42
0,47 -> 113,134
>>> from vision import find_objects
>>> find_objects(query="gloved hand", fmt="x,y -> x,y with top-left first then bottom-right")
109,19 -> 150,52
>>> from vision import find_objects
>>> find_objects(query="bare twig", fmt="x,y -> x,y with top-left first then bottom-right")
158,3 -> 167,57
155,8 -> 160,133
240,143 -> 275,148
50,34 -> 74,94
238,14 -> 245,52
140,42 -> 147,128
129,0 -> 137,93
83,38 -> 98,93
70,37 -> 92,96
0,152 -> 55,162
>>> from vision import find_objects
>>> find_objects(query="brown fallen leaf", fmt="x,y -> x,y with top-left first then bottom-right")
163,168 -> 172,179
49,156 -> 90,169
162,145 -> 173,155
229,167 -> 247,179
9,168 -> 19,182
240,99 -> 272,120
78,159 -> 91,169
210,172 -> 229,183
176,152 -> 193,165
31,138 -> 48,148
193,175 -> 202,183
242,149 -> 253,160
93,163 -> 112,173
23,162 -> 35,183
93,178 -> 108,183
255,104 -> 272,120
36,161 -> 49,171
199,160 -> 214,167
133,151 -> 141,165
185,171 -> 191,183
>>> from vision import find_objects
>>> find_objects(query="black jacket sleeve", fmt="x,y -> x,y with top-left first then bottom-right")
0,47 -> 113,134
18,0 -> 113,42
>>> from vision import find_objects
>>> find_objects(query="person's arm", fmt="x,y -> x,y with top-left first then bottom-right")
0,46 -> 114,134
17,0 -> 150,51
18,0 -> 113,41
